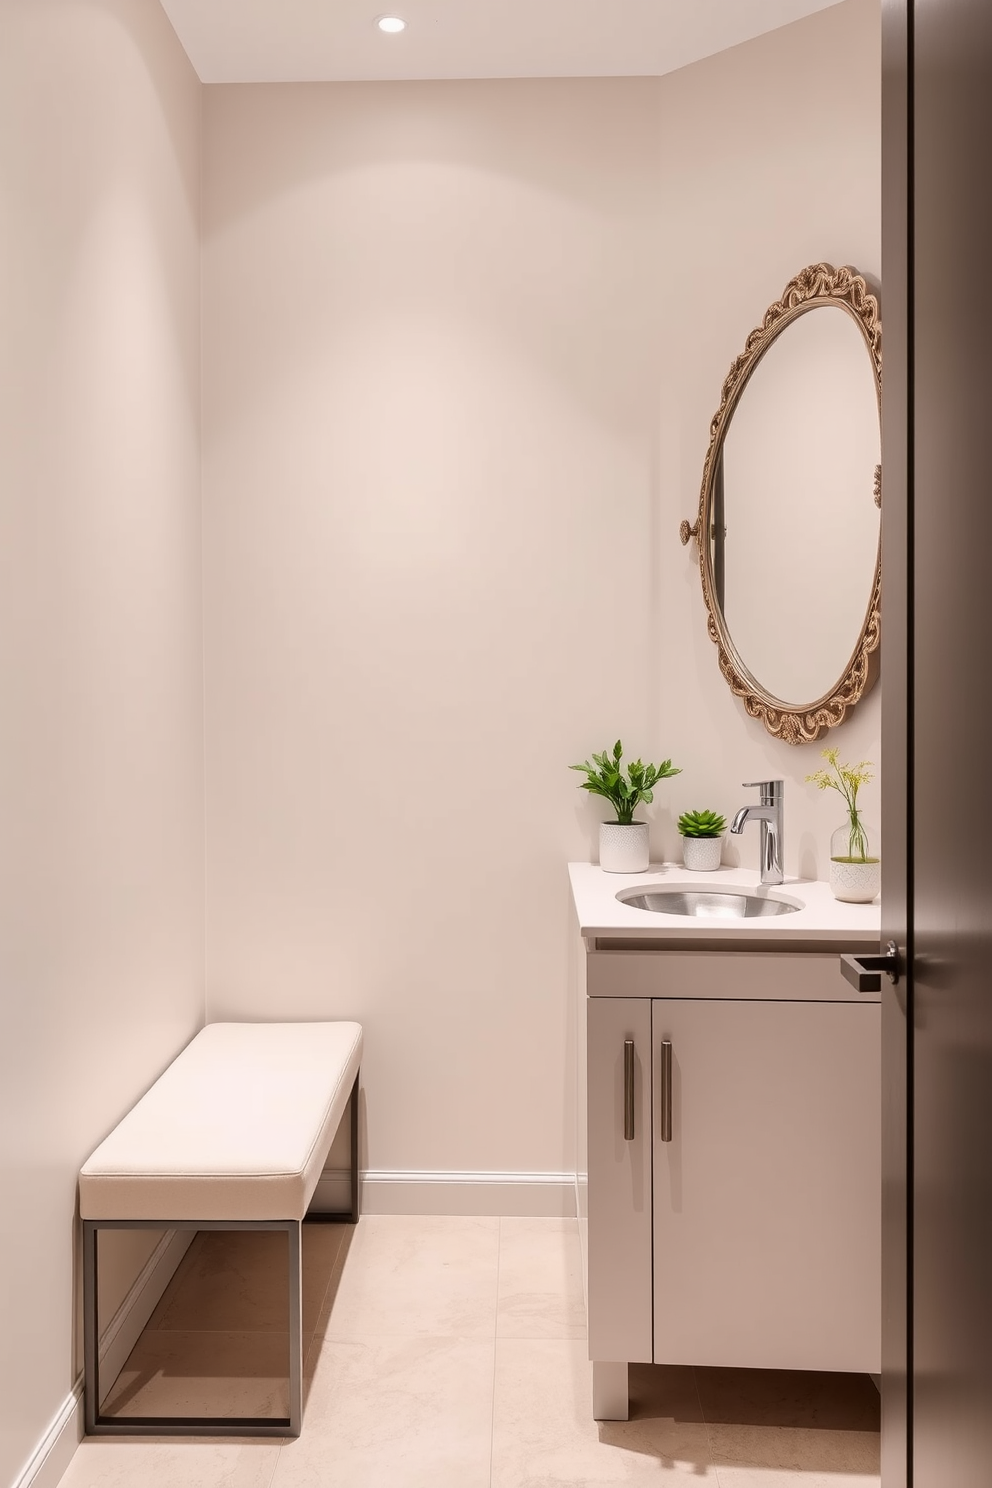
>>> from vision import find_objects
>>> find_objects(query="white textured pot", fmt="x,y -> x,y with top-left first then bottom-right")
681,835 -> 723,872
829,817 -> 880,902
599,821 -> 650,873
830,857 -> 881,903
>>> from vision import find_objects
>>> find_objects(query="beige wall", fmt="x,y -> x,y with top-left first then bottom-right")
202,0 -> 881,1183
0,2 -> 203,1483
202,74 -> 664,1178
655,0 -> 881,880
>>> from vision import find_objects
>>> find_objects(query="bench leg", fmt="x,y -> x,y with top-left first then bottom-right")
306,1070 -> 361,1224
288,1219 -> 303,1436
349,1072 -> 360,1223
82,1218 -> 303,1438
82,1221 -> 100,1435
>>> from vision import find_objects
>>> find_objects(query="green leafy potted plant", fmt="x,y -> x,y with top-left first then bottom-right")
677,809 -> 727,872
805,748 -> 879,902
570,740 -> 681,872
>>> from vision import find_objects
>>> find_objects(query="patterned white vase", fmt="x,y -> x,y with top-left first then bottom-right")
681,835 -> 723,872
599,821 -> 650,873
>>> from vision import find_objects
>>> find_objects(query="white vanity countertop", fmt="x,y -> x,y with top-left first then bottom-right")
568,861 -> 881,946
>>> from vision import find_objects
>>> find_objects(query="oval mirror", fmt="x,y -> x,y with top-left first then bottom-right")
681,263 -> 881,744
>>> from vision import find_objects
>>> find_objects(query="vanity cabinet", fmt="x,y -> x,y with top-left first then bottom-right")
585,950 -> 881,1416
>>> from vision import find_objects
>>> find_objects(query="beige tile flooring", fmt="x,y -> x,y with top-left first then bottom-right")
58,1215 -> 880,1488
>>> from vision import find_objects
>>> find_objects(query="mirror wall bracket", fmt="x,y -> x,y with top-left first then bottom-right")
679,519 -> 699,547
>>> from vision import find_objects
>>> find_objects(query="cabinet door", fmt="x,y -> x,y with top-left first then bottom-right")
652,998 -> 881,1372
587,997 -> 652,1363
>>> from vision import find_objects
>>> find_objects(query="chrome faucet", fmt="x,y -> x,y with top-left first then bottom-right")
730,780 -> 784,886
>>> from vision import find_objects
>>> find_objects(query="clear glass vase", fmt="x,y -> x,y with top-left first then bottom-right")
829,814 -> 880,903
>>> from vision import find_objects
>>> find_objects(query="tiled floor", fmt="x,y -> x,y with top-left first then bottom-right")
58,1216 -> 880,1487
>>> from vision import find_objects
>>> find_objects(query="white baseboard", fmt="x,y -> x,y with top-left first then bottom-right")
10,1388 -> 81,1488
98,1228 -> 194,1387
311,1169 -> 577,1218
13,1229 -> 193,1488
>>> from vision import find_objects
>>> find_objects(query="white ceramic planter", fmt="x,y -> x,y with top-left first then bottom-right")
599,821 -> 650,873
829,817 -> 879,902
681,835 -> 723,872
830,857 -> 881,903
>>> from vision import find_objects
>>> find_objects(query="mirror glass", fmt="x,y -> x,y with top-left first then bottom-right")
713,305 -> 880,704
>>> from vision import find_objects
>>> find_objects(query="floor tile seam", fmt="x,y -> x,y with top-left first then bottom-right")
306,1248 -> 349,1345
488,1216 -> 501,1336
314,1329 -> 503,1344
489,1218 -> 502,1488
316,1330 -> 477,1348
260,1439 -> 285,1488
140,1327 -> 308,1340
690,1365 -> 709,1426
493,1326 -> 588,1341
302,1230 -> 349,1333
688,1372 -> 727,1488
709,1426 -> 733,1485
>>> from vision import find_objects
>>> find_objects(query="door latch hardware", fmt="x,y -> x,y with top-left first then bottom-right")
839,941 -> 901,993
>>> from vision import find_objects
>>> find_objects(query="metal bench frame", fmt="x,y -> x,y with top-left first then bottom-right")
82,1071 -> 360,1439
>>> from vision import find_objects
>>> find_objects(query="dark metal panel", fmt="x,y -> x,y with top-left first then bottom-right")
881,3 -> 913,1484
304,1073 -> 362,1223
912,0 -> 992,1483
82,1219 -> 304,1439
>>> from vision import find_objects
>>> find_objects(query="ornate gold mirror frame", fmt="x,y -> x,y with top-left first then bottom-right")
680,262 -> 882,745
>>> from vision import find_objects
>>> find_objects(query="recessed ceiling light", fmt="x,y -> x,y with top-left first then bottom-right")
376,15 -> 406,33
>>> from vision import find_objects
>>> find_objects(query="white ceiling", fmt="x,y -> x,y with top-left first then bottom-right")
158,0 -> 846,85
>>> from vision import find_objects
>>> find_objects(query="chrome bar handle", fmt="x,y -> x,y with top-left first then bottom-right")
623,1039 -> 635,1141
660,1040 -> 673,1143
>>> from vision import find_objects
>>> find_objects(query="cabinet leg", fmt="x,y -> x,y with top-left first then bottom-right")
592,1360 -> 629,1421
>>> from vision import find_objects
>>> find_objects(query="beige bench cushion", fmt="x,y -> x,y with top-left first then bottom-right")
79,1021 -> 363,1222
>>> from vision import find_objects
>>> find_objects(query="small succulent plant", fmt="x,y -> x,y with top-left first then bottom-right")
569,740 -> 681,825
677,809 -> 727,839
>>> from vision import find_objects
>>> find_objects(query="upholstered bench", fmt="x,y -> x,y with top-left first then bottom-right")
79,1020 -> 363,1439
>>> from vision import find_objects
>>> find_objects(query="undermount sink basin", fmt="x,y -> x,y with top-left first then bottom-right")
616,887 -> 801,919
